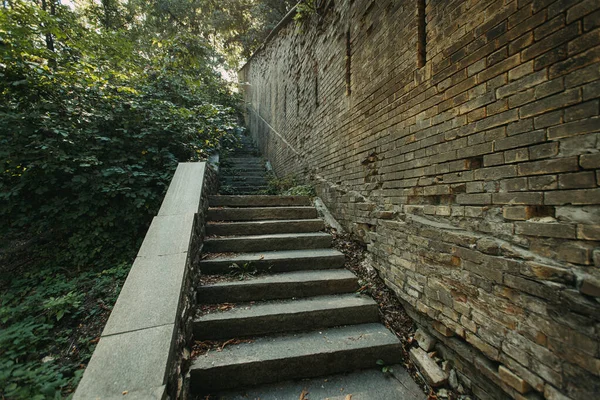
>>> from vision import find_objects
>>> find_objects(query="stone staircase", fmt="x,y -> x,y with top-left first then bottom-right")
220,135 -> 269,194
189,136 -> 423,399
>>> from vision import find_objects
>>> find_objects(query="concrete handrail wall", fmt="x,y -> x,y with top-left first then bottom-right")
74,162 -> 217,399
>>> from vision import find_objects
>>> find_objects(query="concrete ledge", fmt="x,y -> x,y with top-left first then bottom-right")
158,162 -> 206,217
74,162 -> 212,399
102,252 -> 188,336
73,325 -> 174,399
137,213 -> 196,258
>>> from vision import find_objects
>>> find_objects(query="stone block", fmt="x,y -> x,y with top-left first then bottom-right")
409,347 -> 448,387
558,242 -> 596,265
577,224 -> 600,240
499,365 -> 532,394
515,222 -> 577,238
414,328 -> 437,352
579,274 -> 600,297
520,262 -> 575,284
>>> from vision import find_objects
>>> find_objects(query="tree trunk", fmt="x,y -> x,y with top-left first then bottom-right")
41,0 -> 56,68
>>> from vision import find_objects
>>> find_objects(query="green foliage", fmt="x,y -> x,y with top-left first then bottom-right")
0,263 -> 130,399
0,1 -> 240,269
376,359 -> 394,375
294,0 -> 318,23
0,1 -> 246,398
263,175 -> 316,196
228,262 -> 257,280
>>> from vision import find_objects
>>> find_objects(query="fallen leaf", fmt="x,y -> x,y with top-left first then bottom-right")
299,388 -> 309,400
345,395 -> 352,400
122,390 -> 128,395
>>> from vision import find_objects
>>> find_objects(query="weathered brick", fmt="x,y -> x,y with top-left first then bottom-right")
579,153 -> 600,169
504,148 -> 529,163
517,157 -> 579,176
515,222 -> 577,238
584,8 -> 600,31
535,77 -> 565,99
565,100 -> 599,122
566,0 -> 600,24
497,69 -> 547,99
529,142 -> 559,160
547,116 -> 600,139
521,22 -> 580,61
533,110 -> 563,129
501,177 -> 529,191
549,46 -> 600,79
456,193 -> 492,205
520,261 -> 574,283
503,274 -> 559,301
495,130 -> 546,151
474,165 -> 518,180
507,118 -> 534,136
477,54 -> 521,83
519,89 -> 581,118
529,175 -> 558,190
568,27 -> 600,56
545,188 -> 600,205
577,224 -> 600,240
499,365 -> 532,394
558,241 -> 596,265
493,192 -> 544,205
558,171 -> 597,189
503,206 -> 540,220
565,61 -> 600,88
476,109 -> 520,131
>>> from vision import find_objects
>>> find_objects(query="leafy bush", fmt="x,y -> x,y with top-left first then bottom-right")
0,2 -> 240,268
0,263 -> 130,398
0,2 -> 243,399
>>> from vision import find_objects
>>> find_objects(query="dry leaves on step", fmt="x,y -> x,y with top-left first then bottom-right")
299,388 -> 309,400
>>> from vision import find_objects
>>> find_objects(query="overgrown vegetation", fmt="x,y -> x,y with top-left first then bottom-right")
263,175 -> 316,196
0,0 -> 300,397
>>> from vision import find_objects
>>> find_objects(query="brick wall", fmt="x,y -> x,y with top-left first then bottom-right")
239,1 -> 600,399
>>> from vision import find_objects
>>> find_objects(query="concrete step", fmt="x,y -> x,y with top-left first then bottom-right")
220,180 -> 269,188
213,366 -> 426,400
204,232 -> 332,253
194,294 -> 378,340
190,323 -> 403,392
206,219 -> 324,236
208,206 -> 317,221
221,175 -> 268,182
222,189 -> 269,195
222,169 -> 266,175
226,157 -> 264,163
199,249 -> 345,274
209,195 -> 312,207
197,269 -> 358,303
